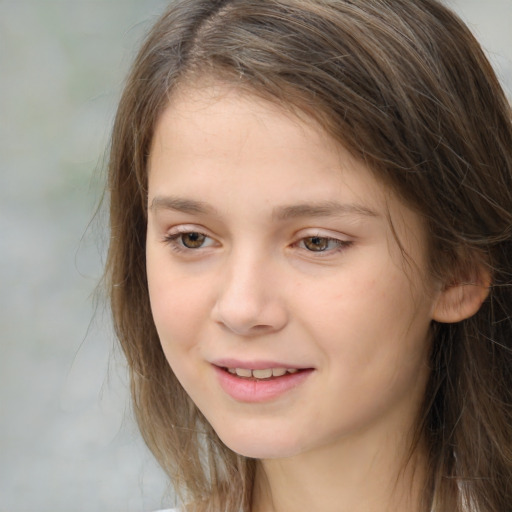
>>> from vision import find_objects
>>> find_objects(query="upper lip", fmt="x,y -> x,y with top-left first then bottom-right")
211,358 -> 312,370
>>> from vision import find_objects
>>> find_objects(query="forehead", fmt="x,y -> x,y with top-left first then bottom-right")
148,84 -> 427,253
152,82 -> 334,159
150,83 -> 374,196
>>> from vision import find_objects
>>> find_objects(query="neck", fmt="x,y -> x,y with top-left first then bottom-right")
251,428 -> 427,512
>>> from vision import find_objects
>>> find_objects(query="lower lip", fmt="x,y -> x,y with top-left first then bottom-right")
214,366 -> 313,403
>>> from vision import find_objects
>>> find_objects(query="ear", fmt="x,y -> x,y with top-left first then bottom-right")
432,265 -> 491,324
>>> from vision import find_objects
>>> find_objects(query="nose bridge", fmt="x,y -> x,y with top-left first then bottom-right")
213,243 -> 287,335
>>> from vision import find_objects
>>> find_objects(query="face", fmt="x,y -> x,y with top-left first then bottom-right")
146,84 -> 441,460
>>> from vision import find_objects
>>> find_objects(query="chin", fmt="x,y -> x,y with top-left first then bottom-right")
213,422 -> 306,460
223,440 -> 301,460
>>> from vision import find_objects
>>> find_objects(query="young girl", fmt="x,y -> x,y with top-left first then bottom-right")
104,1 -> 512,511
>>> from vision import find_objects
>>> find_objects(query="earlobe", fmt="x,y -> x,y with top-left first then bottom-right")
432,267 -> 491,324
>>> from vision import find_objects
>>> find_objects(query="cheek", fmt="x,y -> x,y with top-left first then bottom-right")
147,273 -> 210,395
298,260 -> 432,370
146,256 -> 208,351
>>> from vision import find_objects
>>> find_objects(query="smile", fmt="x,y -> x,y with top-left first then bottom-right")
215,365 -> 313,402
225,367 -> 299,379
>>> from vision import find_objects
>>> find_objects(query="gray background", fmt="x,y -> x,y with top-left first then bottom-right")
1,1 -> 511,511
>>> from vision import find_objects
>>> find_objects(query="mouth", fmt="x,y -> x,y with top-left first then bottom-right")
222,367 -> 301,380
213,363 -> 314,402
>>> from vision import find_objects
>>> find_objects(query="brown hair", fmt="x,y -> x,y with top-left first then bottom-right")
105,1 -> 512,510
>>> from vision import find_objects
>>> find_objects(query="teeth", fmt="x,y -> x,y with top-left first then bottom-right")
252,368 -> 273,379
234,368 -> 253,378
228,367 -> 300,379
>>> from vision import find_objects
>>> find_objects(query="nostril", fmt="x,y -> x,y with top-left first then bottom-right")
211,272 -> 288,335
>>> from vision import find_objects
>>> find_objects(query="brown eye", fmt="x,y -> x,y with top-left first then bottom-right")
302,236 -> 330,252
181,232 -> 207,248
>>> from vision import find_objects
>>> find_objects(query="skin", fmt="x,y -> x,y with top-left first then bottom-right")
146,84 -> 446,512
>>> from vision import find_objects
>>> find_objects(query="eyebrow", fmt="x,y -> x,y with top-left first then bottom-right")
272,201 -> 379,220
150,196 -> 217,215
150,195 -> 379,220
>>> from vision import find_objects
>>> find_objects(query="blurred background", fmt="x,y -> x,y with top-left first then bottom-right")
0,1 -> 510,511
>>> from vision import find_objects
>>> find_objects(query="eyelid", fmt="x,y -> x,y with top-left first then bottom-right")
294,227 -> 352,242
162,224 -> 219,251
164,223 -> 220,239
293,229 -> 353,254
167,224 -> 209,234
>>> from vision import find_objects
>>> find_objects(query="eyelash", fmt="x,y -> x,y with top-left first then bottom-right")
296,236 -> 352,254
162,230 -> 215,253
162,231 -> 352,255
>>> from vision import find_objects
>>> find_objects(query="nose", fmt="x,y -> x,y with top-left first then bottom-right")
211,252 -> 288,337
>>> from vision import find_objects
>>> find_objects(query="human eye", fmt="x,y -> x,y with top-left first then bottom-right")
296,234 -> 352,254
163,228 -> 217,253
